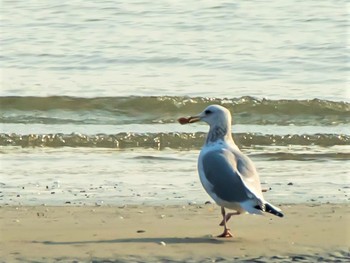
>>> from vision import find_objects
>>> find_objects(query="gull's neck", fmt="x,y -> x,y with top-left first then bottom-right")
206,124 -> 233,144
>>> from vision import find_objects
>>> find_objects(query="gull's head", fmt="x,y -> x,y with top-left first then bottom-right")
178,104 -> 232,128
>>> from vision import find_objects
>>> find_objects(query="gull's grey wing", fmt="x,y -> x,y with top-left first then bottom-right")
201,149 -> 262,202
235,149 -> 263,196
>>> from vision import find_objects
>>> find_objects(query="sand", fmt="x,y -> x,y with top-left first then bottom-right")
1,203 -> 349,262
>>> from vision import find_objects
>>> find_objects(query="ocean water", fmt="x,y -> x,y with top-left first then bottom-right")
0,0 -> 349,206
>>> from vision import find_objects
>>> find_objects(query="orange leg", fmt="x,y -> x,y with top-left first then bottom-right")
219,211 -> 240,226
217,207 -> 233,238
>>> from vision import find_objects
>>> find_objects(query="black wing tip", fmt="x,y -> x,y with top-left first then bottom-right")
255,204 -> 284,218
265,203 -> 284,218
276,211 -> 284,218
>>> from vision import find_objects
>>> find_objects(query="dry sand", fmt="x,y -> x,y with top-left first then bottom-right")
1,203 -> 349,262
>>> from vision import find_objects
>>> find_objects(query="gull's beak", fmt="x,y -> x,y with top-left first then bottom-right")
178,115 -> 201,125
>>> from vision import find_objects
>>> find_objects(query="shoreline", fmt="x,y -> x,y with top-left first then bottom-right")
1,203 -> 349,262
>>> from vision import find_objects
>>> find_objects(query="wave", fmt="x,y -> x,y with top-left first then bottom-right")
251,152 -> 350,161
1,132 -> 348,149
1,96 -> 349,126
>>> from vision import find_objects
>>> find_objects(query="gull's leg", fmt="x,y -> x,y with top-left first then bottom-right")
219,211 -> 240,226
217,206 -> 233,238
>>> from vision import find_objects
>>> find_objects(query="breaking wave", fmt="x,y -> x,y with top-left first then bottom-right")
1,96 -> 349,126
1,132 -> 348,149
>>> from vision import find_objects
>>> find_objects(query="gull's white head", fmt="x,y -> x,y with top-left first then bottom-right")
178,104 -> 232,128
178,105 -> 233,143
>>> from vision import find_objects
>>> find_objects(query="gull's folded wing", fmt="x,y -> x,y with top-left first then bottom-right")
201,149 -> 263,203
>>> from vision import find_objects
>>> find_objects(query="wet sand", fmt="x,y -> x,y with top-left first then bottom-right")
1,203 -> 349,262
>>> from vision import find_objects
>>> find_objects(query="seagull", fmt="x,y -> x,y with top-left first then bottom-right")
178,105 -> 283,238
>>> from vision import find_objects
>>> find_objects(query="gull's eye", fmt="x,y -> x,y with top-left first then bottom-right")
205,110 -> 212,115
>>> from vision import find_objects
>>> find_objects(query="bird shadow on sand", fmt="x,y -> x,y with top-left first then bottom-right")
33,236 -> 239,246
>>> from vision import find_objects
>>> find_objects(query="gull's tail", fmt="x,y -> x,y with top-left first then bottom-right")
255,202 -> 284,217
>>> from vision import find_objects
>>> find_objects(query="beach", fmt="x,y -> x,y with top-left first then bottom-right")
1,0 -> 349,262
1,203 -> 349,262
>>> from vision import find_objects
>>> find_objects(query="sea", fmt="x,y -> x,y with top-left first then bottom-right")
1,0 -> 349,206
